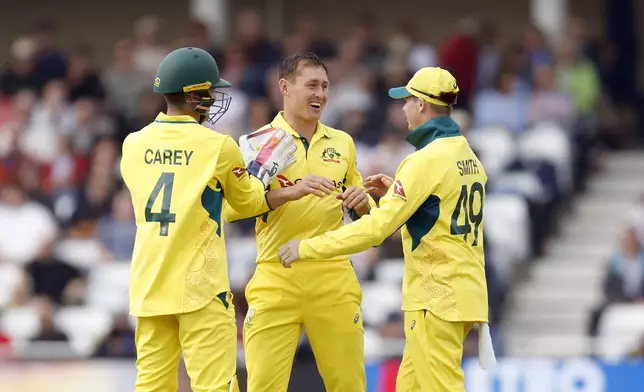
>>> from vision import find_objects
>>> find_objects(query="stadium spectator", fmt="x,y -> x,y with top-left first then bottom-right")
66,44 -> 105,102
179,19 -> 219,59
29,298 -> 69,343
0,181 -> 58,266
498,41 -> 533,95
18,242 -> 86,306
629,335 -> 644,359
0,330 -> 10,358
67,168 -> 116,236
631,195 -> 644,246
30,20 -> 67,91
438,17 -> 479,109
131,15 -> 169,77
475,21 -> 502,91
95,188 -> 136,261
529,63 -> 576,130
0,90 -> 36,168
349,14 -> 387,72
362,101 -> 414,177
523,23 -> 555,70
290,13 -> 336,60
102,38 -> 149,121
589,226 -> 644,338
380,312 -> 404,339
321,39 -> 374,127
93,313 -> 135,358
0,36 -> 40,97
472,67 -> 529,134
603,227 -> 644,303
555,37 -> 600,120
18,80 -> 74,165
233,8 -> 282,98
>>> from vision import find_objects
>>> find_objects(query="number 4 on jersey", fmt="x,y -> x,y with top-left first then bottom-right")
450,182 -> 484,246
146,172 -> 177,236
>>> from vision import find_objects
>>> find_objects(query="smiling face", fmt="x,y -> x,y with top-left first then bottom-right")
280,61 -> 329,122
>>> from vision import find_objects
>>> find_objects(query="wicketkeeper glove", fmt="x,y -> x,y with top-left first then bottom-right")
239,128 -> 297,188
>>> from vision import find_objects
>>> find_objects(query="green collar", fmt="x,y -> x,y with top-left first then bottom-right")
154,112 -> 199,124
405,116 -> 461,149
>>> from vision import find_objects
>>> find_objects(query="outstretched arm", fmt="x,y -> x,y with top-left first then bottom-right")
278,155 -> 436,265
223,175 -> 336,222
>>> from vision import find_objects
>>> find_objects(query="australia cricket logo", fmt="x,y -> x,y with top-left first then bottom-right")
245,309 -> 256,328
321,147 -> 341,163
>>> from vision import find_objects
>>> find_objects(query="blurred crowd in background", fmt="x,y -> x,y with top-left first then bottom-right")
0,7 -> 642,365
589,195 -> 644,357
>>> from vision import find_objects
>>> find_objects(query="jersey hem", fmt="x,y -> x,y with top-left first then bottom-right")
401,305 -> 488,323
130,290 -> 230,317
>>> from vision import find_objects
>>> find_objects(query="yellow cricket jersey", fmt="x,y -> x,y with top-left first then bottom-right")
299,116 -> 489,323
223,111 -> 374,264
121,112 -> 271,317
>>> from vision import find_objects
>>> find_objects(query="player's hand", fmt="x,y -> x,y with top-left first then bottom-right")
364,173 -> 394,198
278,240 -> 301,268
288,175 -> 335,199
336,185 -> 371,215
239,129 -> 297,188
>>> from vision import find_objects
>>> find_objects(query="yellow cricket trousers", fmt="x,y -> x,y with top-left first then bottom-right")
396,309 -> 474,392
243,261 -> 366,392
134,292 -> 240,392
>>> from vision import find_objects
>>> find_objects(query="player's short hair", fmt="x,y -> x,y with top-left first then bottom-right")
414,96 -> 451,115
429,102 -> 452,115
279,52 -> 328,81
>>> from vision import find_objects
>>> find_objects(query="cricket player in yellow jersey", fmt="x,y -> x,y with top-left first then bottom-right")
121,47 -> 335,392
224,52 -> 373,392
279,67 -> 497,391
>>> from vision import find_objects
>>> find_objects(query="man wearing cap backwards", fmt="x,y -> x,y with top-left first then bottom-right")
278,67 -> 497,391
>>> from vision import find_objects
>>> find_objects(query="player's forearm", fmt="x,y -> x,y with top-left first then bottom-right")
300,230 -> 384,260
265,186 -> 299,210
299,214 -> 392,260
223,177 -> 272,221
223,195 -> 270,222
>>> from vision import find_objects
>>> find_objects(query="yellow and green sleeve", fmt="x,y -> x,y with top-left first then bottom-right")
299,155 -> 433,260
218,137 -> 271,221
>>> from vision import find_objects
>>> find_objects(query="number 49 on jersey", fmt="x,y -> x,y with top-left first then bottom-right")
450,182 -> 484,246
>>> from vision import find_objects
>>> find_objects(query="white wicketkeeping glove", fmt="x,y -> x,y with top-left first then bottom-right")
239,128 -> 297,188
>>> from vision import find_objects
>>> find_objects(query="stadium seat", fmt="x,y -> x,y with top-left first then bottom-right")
483,193 -> 531,278
226,237 -> 258,292
54,238 -> 105,269
451,109 -> 472,132
374,258 -> 405,286
363,327 -> 383,362
518,122 -> 573,195
492,170 -> 546,203
1,306 -> 41,344
0,263 -> 23,309
596,303 -> 644,360
360,282 -> 401,327
128,315 -> 137,331
85,263 -> 131,314
491,170 -> 553,257
466,126 -> 517,180
54,306 -> 113,357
